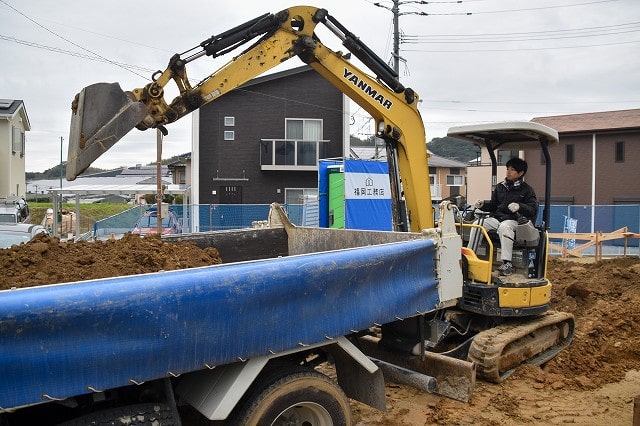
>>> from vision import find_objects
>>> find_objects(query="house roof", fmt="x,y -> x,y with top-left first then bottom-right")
49,184 -> 188,196
27,175 -> 164,194
0,99 -> 31,130
428,154 -> 468,169
0,99 -> 22,116
531,109 -> 640,133
119,165 -> 170,176
350,146 -> 467,168
239,65 -> 313,88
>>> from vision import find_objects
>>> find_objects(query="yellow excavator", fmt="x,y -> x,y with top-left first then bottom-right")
67,5 -> 573,399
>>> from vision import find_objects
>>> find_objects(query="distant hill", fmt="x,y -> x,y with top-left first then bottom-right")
350,134 -> 478,163
427,137 -> 479,163
26,154 -> 186,180
26,164 -> 107,181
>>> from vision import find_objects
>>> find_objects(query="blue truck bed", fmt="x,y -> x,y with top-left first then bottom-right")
0,223 -> 443,411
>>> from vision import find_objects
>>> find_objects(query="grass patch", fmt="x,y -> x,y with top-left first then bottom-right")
29,203 -> 134,234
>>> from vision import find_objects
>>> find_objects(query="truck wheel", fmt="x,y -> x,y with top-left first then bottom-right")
229,366 -> 351,426
58,402 -> 175,426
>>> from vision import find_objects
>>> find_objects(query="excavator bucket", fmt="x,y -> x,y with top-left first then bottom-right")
67,82 -> 148,180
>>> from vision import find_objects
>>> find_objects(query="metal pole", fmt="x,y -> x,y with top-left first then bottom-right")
157,129 -> 163,235
59,136 -> 64,236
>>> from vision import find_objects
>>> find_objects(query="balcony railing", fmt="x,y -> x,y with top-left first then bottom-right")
260,139 -> 329,171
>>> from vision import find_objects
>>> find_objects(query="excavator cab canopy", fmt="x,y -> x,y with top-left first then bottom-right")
446,121 -> 558,151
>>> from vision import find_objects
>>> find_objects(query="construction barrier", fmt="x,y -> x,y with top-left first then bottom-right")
548,227 -> 640,260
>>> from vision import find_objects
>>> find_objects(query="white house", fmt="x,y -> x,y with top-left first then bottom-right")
0,99 -> 30,198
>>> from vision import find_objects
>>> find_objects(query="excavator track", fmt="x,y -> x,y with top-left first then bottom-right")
468,311 -> 575,383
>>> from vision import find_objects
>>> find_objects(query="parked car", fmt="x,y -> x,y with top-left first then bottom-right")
0,196 -> 30,224
0,223 -> 49,249
132,209 -> 181,235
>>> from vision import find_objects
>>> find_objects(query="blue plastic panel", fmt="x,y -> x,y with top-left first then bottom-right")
0,238 -> 438,410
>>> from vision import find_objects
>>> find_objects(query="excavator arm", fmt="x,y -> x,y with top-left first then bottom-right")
67,6 -> 433,231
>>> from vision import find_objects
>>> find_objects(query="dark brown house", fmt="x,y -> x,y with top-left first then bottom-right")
193,65 -> 345,205
529,109 -> 640,205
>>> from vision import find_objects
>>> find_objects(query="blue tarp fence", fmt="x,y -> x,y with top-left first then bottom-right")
94,204 -> 640,251
93,204 -> 307,237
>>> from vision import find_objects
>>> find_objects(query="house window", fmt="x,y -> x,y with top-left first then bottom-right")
615,141 -> 624,163
566,144 -> 574,164
224,131 -> 235,141
286,118 -> 323,141
12,126 -> 23,156
224,116 -> 235,126
285,188 -> 318,204
286,119 -> 323,165
497,150 -> 519,165
219,186 -> 242,204
446,174 -> 464,186
260,118 -> 327,170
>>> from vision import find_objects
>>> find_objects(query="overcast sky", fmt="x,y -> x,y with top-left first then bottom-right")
1,0 -> 639,173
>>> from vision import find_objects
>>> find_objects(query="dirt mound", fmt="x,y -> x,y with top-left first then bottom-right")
0,233 -> 222,290
544,257 -> 640,387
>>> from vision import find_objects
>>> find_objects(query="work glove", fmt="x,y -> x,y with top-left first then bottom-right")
508,202 -> 520,213
517,215 -> 529,225
474,200 -> 484,209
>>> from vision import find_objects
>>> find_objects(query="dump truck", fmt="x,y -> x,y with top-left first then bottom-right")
0,6 -> 574,424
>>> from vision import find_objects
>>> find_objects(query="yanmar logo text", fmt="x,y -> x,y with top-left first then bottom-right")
343,68 -> 393,110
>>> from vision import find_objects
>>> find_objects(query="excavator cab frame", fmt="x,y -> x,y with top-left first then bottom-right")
445,122 -> 560,314
447,121 -> 558,232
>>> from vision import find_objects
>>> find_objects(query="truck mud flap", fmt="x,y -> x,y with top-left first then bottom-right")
357,335 -> 475,402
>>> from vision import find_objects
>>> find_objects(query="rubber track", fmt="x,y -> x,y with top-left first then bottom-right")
468,311 -> 575,383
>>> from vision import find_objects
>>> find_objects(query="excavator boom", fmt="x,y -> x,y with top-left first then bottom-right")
67,5 -> 431,232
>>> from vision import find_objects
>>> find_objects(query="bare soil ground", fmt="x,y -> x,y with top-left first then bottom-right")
1,235 -> 639,425
351,256 -> 640,426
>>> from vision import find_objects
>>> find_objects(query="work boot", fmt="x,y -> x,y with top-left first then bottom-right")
498,261 -> 513,276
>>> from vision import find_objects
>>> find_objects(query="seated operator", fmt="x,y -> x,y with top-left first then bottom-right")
469,157 -> 538,276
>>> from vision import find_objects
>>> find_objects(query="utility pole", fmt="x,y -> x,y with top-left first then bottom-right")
392,0 -> 400,74
374,0 -> 403,76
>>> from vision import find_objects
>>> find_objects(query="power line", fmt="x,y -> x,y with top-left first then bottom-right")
404,38 -> 640,52
426,98 -> 640,105
468,0 -> 621,15
0,35 -> 156,73
404,21 -> 640,38
395,0 -> 621,16
402,22 -> 640,43
0,0 -> 149,79
371,0 -> 629,69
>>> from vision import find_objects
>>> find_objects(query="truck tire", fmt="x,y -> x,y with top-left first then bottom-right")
228,366 -> 351,426
58,402 -> 175,426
